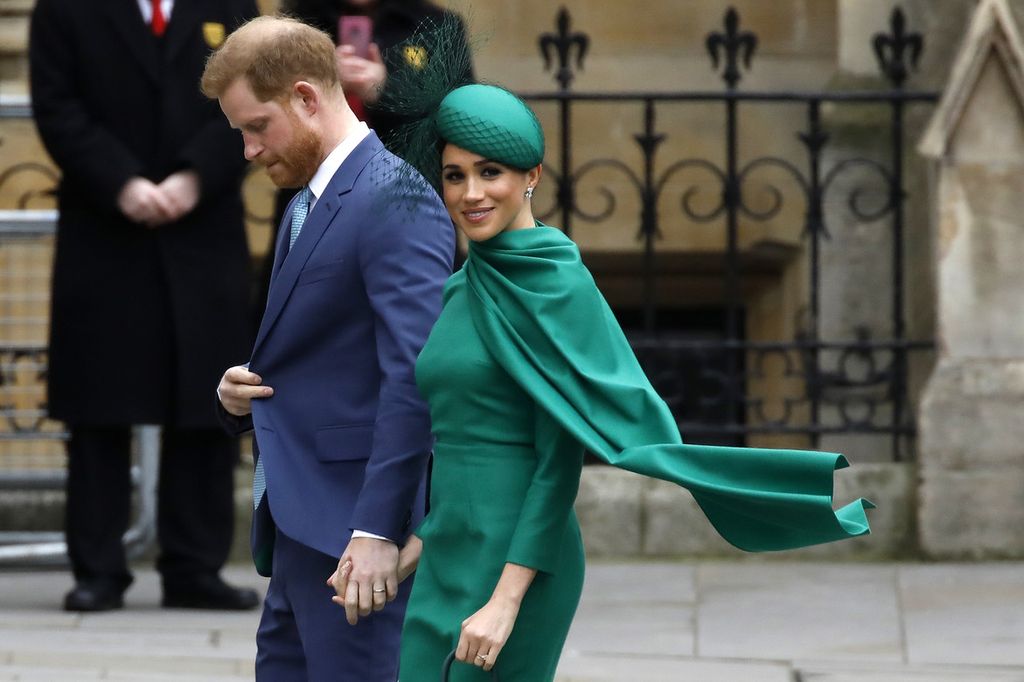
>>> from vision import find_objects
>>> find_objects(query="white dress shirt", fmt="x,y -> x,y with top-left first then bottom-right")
136,0 -> 173,24
306,122 -> 371,212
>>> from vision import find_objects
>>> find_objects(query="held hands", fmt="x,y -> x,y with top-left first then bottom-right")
117,171 -> 200,227
327,536 -> 399,625
335,43 -> 386,104
327,535 -> 422,625
397,534 -> 422,583
217,365 -> 273,417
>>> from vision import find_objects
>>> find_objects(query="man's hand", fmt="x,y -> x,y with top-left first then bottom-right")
117,177 -> 175,226
336,43 -> 387,104
332,537 -> 398,625
157,170 -> 201,223
217,365 -> 273,417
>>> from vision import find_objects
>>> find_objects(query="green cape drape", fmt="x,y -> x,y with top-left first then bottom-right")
463,224 -> 872,552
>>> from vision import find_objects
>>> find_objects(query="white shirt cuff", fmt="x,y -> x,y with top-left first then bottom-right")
351,529 -> 393,543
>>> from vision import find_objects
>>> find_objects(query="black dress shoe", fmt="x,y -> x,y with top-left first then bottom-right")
63,582 -> 125,612
162,573 -> 260,610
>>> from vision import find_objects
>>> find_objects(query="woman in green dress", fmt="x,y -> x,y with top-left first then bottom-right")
364,83 -> 872,681
330,75 -> 873,679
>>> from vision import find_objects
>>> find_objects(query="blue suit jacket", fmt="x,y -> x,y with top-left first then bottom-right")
235,132 -> 453,567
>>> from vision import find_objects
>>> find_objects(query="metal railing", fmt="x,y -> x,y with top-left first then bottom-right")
0,210 -> 158,564
0,5 -> 939,508
518,6 -> 939,457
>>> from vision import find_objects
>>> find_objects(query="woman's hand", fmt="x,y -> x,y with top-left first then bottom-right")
455,595 -> 520,672
454,563 -> 536,672
398,534 -> 422,583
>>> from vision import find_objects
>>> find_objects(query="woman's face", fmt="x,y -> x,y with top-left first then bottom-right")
441,144 -> 541,242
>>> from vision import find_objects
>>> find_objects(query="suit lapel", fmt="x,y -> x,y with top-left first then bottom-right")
251,133 -> 385,355
105,0 -> 161,85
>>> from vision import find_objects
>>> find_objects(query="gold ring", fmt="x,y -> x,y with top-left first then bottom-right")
476,654 -> 488,660
372,586 -> 386,593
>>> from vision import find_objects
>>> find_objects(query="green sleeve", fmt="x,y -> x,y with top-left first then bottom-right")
504,407 -> 584,574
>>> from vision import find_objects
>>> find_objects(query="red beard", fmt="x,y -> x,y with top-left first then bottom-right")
263,110 -> 323,189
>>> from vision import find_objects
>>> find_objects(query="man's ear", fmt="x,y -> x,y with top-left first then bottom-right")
292,81 -> 320,116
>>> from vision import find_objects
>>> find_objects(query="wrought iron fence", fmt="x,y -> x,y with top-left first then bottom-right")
0,212 -> 158,563
0,5 -> 938,463
518,6 -> 938,458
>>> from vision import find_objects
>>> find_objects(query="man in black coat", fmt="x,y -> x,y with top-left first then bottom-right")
29,0 -> 260,612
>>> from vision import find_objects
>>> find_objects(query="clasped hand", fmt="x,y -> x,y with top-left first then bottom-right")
117,171 -> 200,227
327,535 -> 421,625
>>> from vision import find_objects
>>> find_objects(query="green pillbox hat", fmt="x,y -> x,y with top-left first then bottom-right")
434,84 -> 545,170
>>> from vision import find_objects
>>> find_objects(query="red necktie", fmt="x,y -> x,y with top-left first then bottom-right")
151,0 -> 167,37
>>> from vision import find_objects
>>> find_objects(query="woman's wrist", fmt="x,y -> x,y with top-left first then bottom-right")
489,563 -> 537,609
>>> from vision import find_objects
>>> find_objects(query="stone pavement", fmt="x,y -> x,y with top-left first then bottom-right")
1,560 -> 1023,681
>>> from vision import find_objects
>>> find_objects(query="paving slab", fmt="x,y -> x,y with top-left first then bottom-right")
696,562 -> 903,662
556,652 -> 793,682
1,560 -> 1023,680
798,660 -> 1024,681
899,562 -> 1024,667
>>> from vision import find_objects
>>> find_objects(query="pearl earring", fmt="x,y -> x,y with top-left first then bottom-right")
524,186 -> 534,200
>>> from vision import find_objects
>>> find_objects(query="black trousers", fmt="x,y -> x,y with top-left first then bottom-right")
65,425 -> 238,590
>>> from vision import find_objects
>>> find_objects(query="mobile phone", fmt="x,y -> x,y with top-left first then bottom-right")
338,15 -> 372,59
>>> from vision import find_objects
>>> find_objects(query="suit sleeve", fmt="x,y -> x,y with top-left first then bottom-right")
504,406 -> 584,574
173,0 -> 260,200
350,178 -> 454,540
28,0 -> 144,211
214,397 -> 254,436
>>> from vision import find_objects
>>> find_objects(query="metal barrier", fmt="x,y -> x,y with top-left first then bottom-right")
0,209 -> 158,565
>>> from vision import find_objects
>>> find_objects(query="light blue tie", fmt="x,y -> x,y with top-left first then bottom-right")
252,455 -> 266,509
289,186 -> 312,249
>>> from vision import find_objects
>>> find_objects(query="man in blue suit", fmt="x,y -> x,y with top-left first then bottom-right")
202,16 -> 453,681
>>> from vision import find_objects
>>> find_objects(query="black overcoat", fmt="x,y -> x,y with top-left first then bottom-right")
29,0 -> 259,428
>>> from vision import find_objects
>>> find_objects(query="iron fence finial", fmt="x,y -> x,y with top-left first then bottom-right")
539,7 -> 590,91
706,7 -> 758,90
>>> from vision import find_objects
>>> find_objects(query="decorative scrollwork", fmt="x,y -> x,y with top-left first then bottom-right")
569,158 -> 643,223
821,157 -> 897,224
630,337 -> 923,437
654,159 -> 729,224
735,156 -> 810,222
0,163 -> 58,209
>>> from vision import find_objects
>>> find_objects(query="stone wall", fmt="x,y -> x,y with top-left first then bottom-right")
917,0 -> 1024,558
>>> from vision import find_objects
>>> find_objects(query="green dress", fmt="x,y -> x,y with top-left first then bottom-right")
400,224 -> 871,681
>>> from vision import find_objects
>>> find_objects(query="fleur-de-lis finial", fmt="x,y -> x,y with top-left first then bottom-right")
539,7 -> 589,91
706,7 -> 757,90
872,7 -> 923,88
